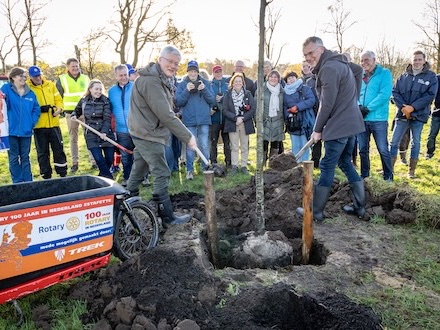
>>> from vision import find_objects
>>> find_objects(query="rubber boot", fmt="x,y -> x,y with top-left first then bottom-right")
153,193 -> 190,228
342,181 -> 366,218
400,151 -> 408,165
296,185 -> 332,222
408,158 -> 418,179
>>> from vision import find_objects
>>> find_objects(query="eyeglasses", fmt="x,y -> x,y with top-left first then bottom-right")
161,57 -> 180,67
303,46 -> 321,58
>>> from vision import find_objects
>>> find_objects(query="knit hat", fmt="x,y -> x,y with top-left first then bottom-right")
187,60 -> 199,72
29,66 -> 42,77
212,65 -> 222,73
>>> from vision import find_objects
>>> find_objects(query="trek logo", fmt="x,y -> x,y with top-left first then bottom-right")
67,241 -> 105,256
54,249 -> 66,261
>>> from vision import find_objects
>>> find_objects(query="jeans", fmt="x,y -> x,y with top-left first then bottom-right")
186,125 -> 210,172
390,119 -> 425,160
318,136 -> 361,187
89,146 -> 114,179
127,138 -> 170,196
357,121 -> 393,180
426,116 -> 440,155
116,132 -> 135,180
290,134 -> 309,162
165,134 -> 181,172
8,136 -> 33,183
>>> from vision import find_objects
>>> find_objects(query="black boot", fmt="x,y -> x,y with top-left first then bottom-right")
342,181 -> 366,218
296,185 -> 332,222
153,193 -> 190,228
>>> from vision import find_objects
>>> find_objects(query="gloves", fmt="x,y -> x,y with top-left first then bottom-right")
402,105 -> 414,119
359,105 -> 370,118
288,106 -> 298,113
70,113 -> 77,120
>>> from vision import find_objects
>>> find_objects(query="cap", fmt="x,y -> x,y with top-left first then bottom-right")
29,66 -> 42,77
212,65 -> 222,73
187,60 -> 199,72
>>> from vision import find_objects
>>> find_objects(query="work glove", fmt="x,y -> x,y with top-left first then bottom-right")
359,105 -> 370,118
402,105 -> 414,119
288,106 -> 298,113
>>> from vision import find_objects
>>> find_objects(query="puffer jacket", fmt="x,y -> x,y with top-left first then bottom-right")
27,76 -> 64,128
313,49 -> 365,141
108,81 -> 133,133
359,64 -> 393,122
259,83 -> 284,142
73,94 -> 114,149
1,82 -> 40,137
283,83 -> 316,138
175,75 -> 215,127
392,62 -> 438,123
128,63 -> 192,146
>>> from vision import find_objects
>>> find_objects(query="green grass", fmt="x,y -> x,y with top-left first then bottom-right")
1,113 -> 440,329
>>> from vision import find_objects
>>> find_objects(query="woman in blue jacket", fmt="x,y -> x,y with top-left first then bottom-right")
1,67 -> 40,183
283,72 -> 316,162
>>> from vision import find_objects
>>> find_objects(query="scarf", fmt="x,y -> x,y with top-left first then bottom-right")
266,81 -> 281,117
231,88 -> 244,115
284,79 -> 303,95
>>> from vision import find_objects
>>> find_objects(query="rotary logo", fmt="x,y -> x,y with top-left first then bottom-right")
54,249 -> 65,261
66,216 -> 80,231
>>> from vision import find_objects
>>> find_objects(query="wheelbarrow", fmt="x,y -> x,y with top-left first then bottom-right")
0,175 -> 159,322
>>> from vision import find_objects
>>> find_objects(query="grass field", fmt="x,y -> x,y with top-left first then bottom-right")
0,113 -> 440,329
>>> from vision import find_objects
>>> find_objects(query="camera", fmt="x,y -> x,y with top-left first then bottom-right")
40,105 -> 55,113
190,80 -> 202,93
212,105 -> 219,112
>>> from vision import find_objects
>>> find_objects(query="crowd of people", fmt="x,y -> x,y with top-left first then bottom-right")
1,39 -> 439,223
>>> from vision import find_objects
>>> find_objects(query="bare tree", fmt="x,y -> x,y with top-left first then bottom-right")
375,38 -> 409,80
413,0 -> 440,71
0,35 -> 14,74
1,0 -> 29,66
23,0 -> 50,65
324,0 -> 357,53
78,29 -> 109,79
106,0 -> 183,67
164,18 -> 195,54
264,5 -> 286,67
255,0 -> 273,233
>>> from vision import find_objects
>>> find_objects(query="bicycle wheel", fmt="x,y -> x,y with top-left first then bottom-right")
113,200 -> 159,261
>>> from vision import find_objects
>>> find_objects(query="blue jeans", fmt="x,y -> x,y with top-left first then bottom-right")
426,116 -> 440,155
357,121 -> 393,180
89,146 -> 114,179
116,132 -> 135,180
186,125 -> 210,172
8,136 -> 33,183
165,134 -> 181,172
290,133 -> 309,162
390,119 -> 425,160
318,136 -> 361,187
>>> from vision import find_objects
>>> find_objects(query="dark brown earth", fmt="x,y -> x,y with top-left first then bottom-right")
37,153 -> 420,329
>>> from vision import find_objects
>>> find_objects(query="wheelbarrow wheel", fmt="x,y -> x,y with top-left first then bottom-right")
113,200 -> 159,261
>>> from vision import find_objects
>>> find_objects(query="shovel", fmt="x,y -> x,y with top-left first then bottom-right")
193,145 -> 226,177
295,138 -> 314,162
71,117 -> 133,155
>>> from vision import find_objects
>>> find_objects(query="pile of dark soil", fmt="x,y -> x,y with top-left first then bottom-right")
35,153 -> 419,329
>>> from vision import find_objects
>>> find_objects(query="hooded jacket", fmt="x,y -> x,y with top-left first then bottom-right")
128,63 -> 192,146
392,62 -> 438,123
175,75 -> 215,127
108,81 -> 133,133
359,64 -> 393,122
27,76 -> 64,128
1,83 -> 40,137
210,77 -> 229,125
312,49 -> 365,141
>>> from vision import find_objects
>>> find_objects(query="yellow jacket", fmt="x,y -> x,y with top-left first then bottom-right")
27,76 -> 64,128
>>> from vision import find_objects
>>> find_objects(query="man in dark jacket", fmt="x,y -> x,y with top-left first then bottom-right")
425,74 -> 440,160
126,45 -> 196,228
297,36 -> 366,222
390,50 -> 438,178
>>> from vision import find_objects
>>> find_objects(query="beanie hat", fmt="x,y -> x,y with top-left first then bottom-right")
187,60 -> 199,72
29,66 -> 42,77
212,65 -> 222,73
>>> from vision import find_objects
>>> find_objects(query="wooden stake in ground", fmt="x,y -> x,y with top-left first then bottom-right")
301,161 -> 314,264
